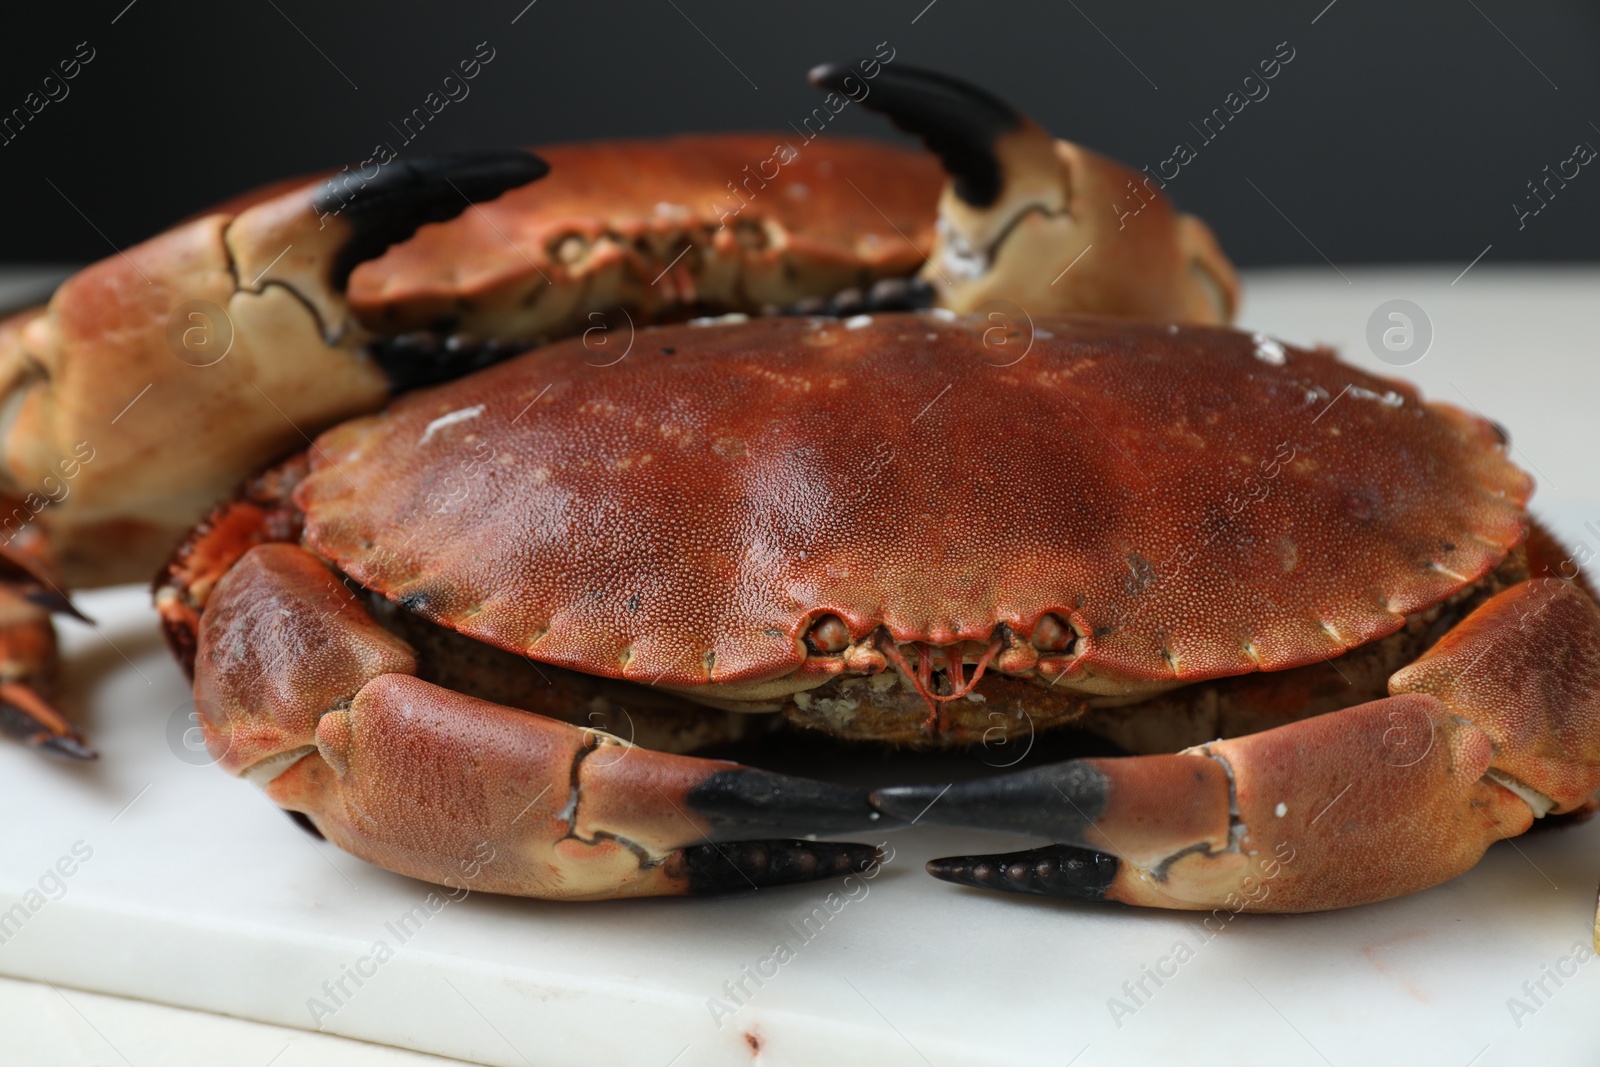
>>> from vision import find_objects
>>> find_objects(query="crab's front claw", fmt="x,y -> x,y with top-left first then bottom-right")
876,578 -> 1600,912
0,153 -> 545,589
878,696 -> 1525,910
812,62 -> 1238,324
230,151 -> 549,339
195,543 -> 892,899
277,675 -> 889,898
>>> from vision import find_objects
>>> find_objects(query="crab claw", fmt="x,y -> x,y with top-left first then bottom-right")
232,150 -> 549,340
321,152 -> 549,292
191,542 -> 894,899
812,62 -> 1238,324
873,753 -> 1234,903
279,674 -> 891,897
876,578 -> 1600,912
810,61 -> 1023,209
0,153 -> 546,591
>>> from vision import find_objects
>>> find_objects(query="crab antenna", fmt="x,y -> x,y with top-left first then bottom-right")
808,62 -> 1023,208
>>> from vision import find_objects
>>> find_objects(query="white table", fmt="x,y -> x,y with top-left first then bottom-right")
2,266 -> 1597,1066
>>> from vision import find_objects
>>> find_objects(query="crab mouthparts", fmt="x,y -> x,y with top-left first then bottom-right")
876,633 -> 1006,734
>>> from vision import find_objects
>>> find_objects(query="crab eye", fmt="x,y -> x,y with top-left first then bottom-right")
805,614 -> 851,655
552,234 -> 589,265
1030,613 -> 1075,652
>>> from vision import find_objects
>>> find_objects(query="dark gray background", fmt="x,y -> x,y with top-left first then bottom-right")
2,0 -> 1596,268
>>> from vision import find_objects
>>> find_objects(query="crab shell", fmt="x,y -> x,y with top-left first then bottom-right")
294,313 -> 1528,721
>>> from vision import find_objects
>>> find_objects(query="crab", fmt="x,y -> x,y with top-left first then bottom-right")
154,312 -> 1600,913
0,62 -> 1237,758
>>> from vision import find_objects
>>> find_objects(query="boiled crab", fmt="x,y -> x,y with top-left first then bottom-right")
0,62 -> 1237,757
156,313 -> 1600,912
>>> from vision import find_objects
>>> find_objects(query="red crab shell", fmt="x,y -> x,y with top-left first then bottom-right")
296,313 -> 1529,702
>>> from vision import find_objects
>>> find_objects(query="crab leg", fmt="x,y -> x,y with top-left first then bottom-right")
194,544 -> 893,900
0,590 -> 85,759
0,507 -> 89,757
811,62 -> 1238,324
872,578 -> 1600,911
0,541 -> 87,622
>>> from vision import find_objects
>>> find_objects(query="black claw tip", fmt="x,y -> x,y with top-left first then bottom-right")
315,150 -> 550,291
870,760 -> 1109,840
688,768 -> 906,841
35,733 -> 96,761
0,552 -> 92,623
23,587 -> 92,624
680,839 -> 882,895
867,782 -> 946,822
0,698 -> 95,760
809,62 -> 1022,207
927,844 -> 1117,901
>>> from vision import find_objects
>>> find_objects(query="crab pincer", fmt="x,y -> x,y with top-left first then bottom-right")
878,578 -> 1600,911
179,543 -> 892,898
810,61 -> 1239,324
